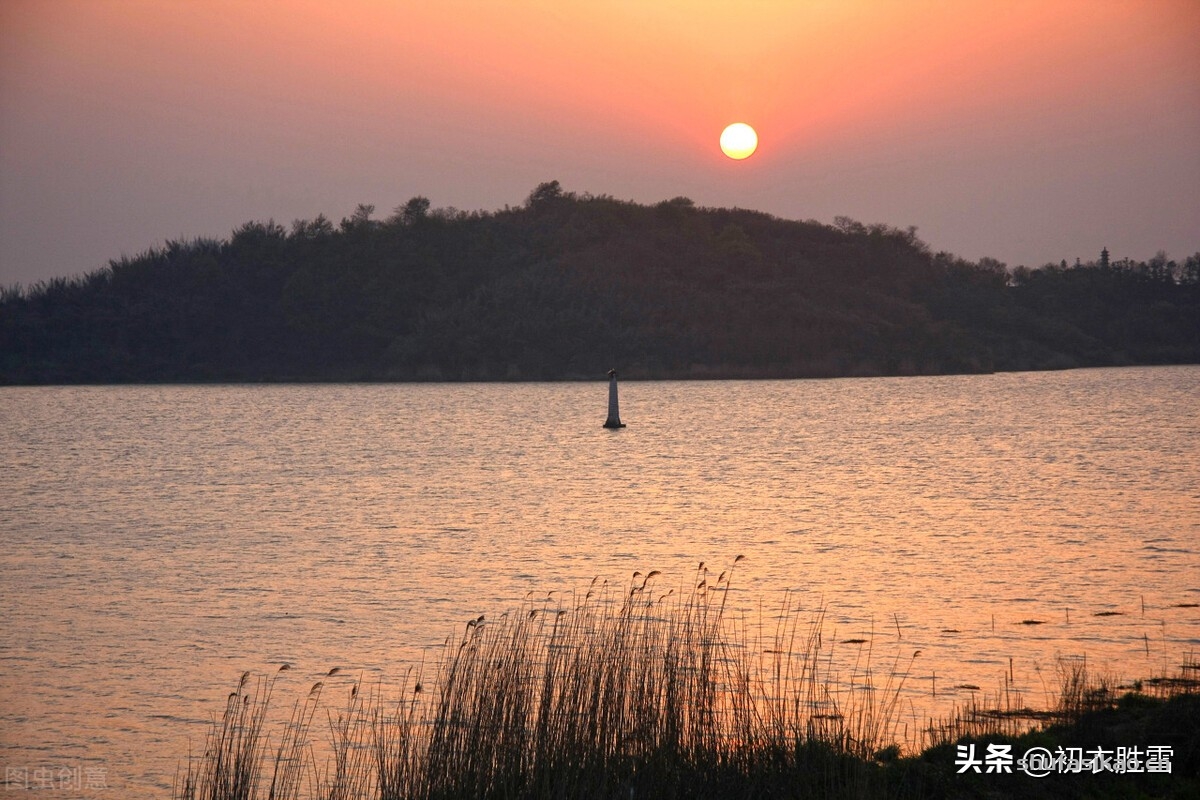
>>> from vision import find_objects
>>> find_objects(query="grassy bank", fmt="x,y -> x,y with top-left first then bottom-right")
175,563 -> 1198,799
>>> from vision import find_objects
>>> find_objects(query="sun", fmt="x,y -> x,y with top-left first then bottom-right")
720,123 -> 758,160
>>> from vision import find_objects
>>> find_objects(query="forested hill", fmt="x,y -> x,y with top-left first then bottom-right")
2,182 -> 1198,384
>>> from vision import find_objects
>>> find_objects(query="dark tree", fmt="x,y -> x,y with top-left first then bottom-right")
2,183 -> 1196,384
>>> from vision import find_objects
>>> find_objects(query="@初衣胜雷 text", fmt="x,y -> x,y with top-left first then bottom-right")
955,743 -> 1173,777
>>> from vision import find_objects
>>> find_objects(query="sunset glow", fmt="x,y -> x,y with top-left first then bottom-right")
0,0 -> 1197,283
2,2 -> 1199,793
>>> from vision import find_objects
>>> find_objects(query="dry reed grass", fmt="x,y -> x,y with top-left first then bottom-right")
175,564 -> 1198,800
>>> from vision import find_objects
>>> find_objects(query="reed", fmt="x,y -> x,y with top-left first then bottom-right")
176,672 -> 275,800
174,566 -> 1199,799
920,653 -> 1200,751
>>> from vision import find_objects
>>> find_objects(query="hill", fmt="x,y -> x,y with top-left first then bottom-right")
2,182 -> 1197,383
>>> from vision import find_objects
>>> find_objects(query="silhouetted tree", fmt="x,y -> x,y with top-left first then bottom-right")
1182,253 -> 1200,285
526,180 -> 565,207
392,196 -> 430,226
1,183 -> 1196,384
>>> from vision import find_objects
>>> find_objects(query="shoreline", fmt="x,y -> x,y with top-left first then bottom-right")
174,575 -> 1200,799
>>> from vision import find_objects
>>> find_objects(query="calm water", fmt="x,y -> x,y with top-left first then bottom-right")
2,367 -> 1198,796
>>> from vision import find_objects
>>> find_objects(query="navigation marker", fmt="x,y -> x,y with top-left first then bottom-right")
603,369 -> 626,428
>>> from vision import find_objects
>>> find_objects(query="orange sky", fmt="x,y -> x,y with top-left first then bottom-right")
1,0 -> 1197,284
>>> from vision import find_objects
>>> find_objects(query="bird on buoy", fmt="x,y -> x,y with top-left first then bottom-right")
603,368 -> 626,428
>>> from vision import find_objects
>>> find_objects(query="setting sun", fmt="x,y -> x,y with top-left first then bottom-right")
719,123 -> 758,160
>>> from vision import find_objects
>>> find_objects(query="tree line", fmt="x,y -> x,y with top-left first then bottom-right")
2,181 -> 1197,383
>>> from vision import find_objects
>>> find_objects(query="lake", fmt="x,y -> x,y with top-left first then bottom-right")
1,367 -> 1198,796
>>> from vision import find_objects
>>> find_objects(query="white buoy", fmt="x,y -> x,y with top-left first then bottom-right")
603,368 -> 625,428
